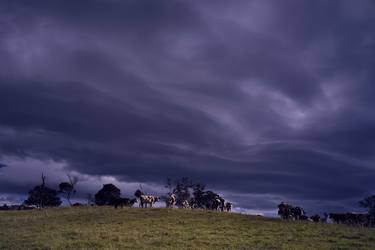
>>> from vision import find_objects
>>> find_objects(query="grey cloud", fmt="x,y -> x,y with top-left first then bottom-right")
0,0 -> 375,215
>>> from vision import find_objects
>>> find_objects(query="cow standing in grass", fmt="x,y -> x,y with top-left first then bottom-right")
140,195 -> 160,208
181,200 -> 190,209
188,198 -> 198,209
166,194 -> 177,208
218,198 -> 225,212
225,202 -> 232,212
290,206 -> 305,220
310,214 -> 321,222
278,202 -> 292,219
114,198 -> 137,209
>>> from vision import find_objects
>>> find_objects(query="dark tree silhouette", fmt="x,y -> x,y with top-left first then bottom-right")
58,175 -> 78,206
359,195 -> 375,226
202,190 -> 219,207
165,178 -> 173,196
24,174 -> 62,208
192,183 -> 206,208
95,184 -> 121,206
134,189 -> 144,198
173,177 -> 193,207
165,177 -> 225,209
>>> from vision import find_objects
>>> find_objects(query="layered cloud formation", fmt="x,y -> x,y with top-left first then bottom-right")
0,0 -> 375,214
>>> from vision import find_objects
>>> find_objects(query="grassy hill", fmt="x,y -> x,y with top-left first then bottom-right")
1,207 -> 375,249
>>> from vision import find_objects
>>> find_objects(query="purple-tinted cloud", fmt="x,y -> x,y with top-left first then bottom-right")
0,0 -> 375,215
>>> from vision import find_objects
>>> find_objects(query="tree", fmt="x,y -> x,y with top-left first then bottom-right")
134,189 -> 144,198
173,177 -> 193,207
192,183 -> 206,208
95,184 -> 121,206
58,175 -> 78,206
165,178 -> 173,196
359,195 -> 375,226
24,174 -> 62,208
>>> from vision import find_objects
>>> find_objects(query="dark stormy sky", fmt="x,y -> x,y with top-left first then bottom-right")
1,0 -> 375,215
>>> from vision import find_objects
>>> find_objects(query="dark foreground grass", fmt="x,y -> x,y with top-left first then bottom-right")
1,207 -> 375,249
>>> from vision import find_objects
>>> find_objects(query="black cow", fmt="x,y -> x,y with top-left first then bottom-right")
224,202 -> 232,212
310,214 -> 321,222
329,213 -> 347,224
114,198 -> 137,209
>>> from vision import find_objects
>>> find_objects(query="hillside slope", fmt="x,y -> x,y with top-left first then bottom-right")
1,207 -> 374,249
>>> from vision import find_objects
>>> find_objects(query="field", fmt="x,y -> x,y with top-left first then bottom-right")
1,207 -> 375,249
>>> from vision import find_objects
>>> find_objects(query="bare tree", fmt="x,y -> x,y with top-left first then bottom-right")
41,173 -> 46,186
165,178 -> 173,196
58,174 -> 78,206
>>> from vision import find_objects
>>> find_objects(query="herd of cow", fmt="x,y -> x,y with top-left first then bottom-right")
277,202 -> 374,227
2,198 -> 373,227
112,194 -> 233,212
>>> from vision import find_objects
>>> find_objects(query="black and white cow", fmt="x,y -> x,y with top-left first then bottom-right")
165,194 -> 177,208
290,206 -> 305,220
140,195 -> 160,208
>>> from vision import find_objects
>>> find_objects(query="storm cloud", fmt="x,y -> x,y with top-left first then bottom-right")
0,0 -> 375,215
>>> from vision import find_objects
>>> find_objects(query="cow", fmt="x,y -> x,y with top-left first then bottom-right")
211,198 -> 222,211
329,213 -> 347,224
345,213 -> 369,226
114,198 -> 137,209
181,200 -> 190,209
218,198 -> 225,212
189,198 -> 198,209
224,202 -> 232,212
290,206 -> 305,220
278,202 -> 292,219
299,215 -> 309,221
357,213 -> 370,227
310,214 -> 321,222
140,195 -> 160,208
165,194 -> 177,208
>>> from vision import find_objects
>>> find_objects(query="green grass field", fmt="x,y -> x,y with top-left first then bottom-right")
1,207 -> 375,249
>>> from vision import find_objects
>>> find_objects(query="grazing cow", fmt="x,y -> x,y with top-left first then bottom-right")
114,198 -> 137,209
310,214 -> 321,222
72,203 -> 83,207
224,202 -> 232,212
165,194 -> 177,208
140,195 -> 160,208
329,213 -> 347,224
